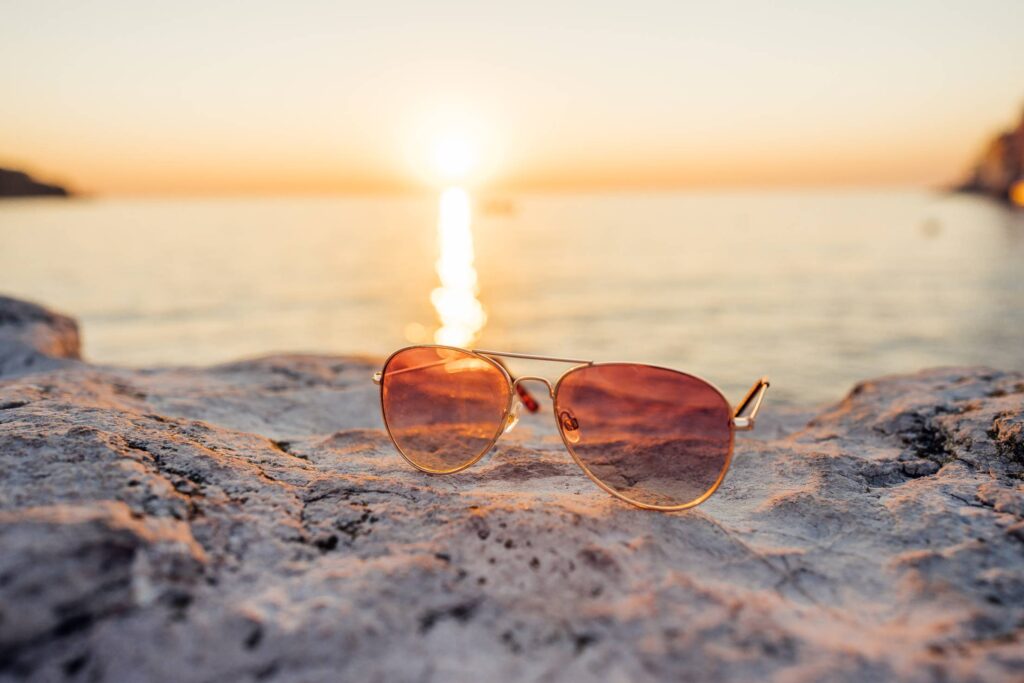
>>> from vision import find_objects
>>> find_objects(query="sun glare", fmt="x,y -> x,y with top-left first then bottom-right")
433,134 -> 477,183
431,187 -> 486,347
401,106 -> 500,187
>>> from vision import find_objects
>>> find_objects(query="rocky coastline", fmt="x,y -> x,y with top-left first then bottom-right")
958,105 -> 1024,205
0,168 -> 69,199
0,295 -> 1021,682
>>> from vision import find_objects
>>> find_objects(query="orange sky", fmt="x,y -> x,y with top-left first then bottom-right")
2,2 -> 1022,195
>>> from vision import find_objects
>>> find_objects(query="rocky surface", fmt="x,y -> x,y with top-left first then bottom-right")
0,296 -> 1021,682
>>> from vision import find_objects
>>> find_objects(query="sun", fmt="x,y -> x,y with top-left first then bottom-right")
400,106 -> 501,187
432,134 -> 478,183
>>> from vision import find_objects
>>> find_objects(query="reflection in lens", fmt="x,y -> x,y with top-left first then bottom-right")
554,364 -> 733,508
381,346 -> 510,472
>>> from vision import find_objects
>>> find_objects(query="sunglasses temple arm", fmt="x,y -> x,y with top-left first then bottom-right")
733,376 -> 770,430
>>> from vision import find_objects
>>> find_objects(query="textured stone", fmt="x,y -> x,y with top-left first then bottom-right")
0,297 -> 1021,682
0,296 -> 79,377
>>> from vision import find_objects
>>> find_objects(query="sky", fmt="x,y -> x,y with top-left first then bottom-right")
2,1 -> 1023,195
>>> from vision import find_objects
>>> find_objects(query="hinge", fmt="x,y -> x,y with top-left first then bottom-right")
732,416 -> 754,431
371,371 -> 382,385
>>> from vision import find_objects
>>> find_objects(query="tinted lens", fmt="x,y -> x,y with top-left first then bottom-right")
554,364 -> 733,508
381,347 -> 511,472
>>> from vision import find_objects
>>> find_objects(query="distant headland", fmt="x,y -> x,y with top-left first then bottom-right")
0,167 -> 71,199
957,105 -> 1024,205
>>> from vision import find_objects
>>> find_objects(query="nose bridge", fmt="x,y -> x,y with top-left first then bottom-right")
512,375 -> 554,399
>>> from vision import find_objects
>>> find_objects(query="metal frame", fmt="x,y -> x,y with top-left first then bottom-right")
373,344 -> 769,511
733,376 -> 771,431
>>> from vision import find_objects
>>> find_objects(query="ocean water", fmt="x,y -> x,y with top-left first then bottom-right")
1,189 -> 1021,406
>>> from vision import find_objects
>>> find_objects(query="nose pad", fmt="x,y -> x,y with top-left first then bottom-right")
503,400 -> 522,434
559,409 -> 580,444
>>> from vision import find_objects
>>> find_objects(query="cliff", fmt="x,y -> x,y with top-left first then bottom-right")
0,168 -> 70,198
0,295 -> 1021,681
959,106 -> 1024,204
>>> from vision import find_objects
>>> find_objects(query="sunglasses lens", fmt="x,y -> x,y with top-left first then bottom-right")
381,347 -> 511,472
554,364 -> 733,508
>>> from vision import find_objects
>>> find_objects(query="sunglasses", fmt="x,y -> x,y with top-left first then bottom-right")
372,345 -> 769,511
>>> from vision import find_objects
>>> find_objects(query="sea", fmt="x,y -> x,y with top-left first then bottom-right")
1,188 -> 1021,406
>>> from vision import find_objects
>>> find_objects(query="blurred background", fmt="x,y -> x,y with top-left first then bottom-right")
1,1 -> 1022,406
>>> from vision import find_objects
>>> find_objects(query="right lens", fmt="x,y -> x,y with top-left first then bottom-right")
554,363 -> 733,509
381,346 -> 511,473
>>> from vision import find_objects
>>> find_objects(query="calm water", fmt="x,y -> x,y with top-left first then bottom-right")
1,190 -> 1022,406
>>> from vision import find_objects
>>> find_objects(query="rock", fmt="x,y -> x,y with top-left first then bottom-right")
957,103 -> 1024,204
0,296 -> 81,377
0,297 -> 1021,681
0,168 -> 70,199
0,502 -> 205,659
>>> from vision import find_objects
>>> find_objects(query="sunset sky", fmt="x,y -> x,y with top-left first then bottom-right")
2,1 -> 1022,195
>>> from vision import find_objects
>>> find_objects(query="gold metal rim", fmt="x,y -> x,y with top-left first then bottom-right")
550,362 -> 736,512
378,345 -> 515,475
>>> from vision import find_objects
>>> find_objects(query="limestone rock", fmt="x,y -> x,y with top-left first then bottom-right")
0,297 -> 1020,681
0,296 -> 80,377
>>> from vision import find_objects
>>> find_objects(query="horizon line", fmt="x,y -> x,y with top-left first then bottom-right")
6,179 -> 960,201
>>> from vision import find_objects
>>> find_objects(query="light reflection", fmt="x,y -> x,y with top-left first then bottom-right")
431,187 -> 486,346
1011,180 -> 1024,208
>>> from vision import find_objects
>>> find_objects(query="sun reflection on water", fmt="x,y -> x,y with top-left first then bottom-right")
430,187 -> 486,346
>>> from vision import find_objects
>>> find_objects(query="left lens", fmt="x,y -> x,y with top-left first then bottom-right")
381,346 -> 511,473
553,364 -> 733,509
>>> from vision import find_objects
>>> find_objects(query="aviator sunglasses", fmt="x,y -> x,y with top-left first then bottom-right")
373,345 -> 769,511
